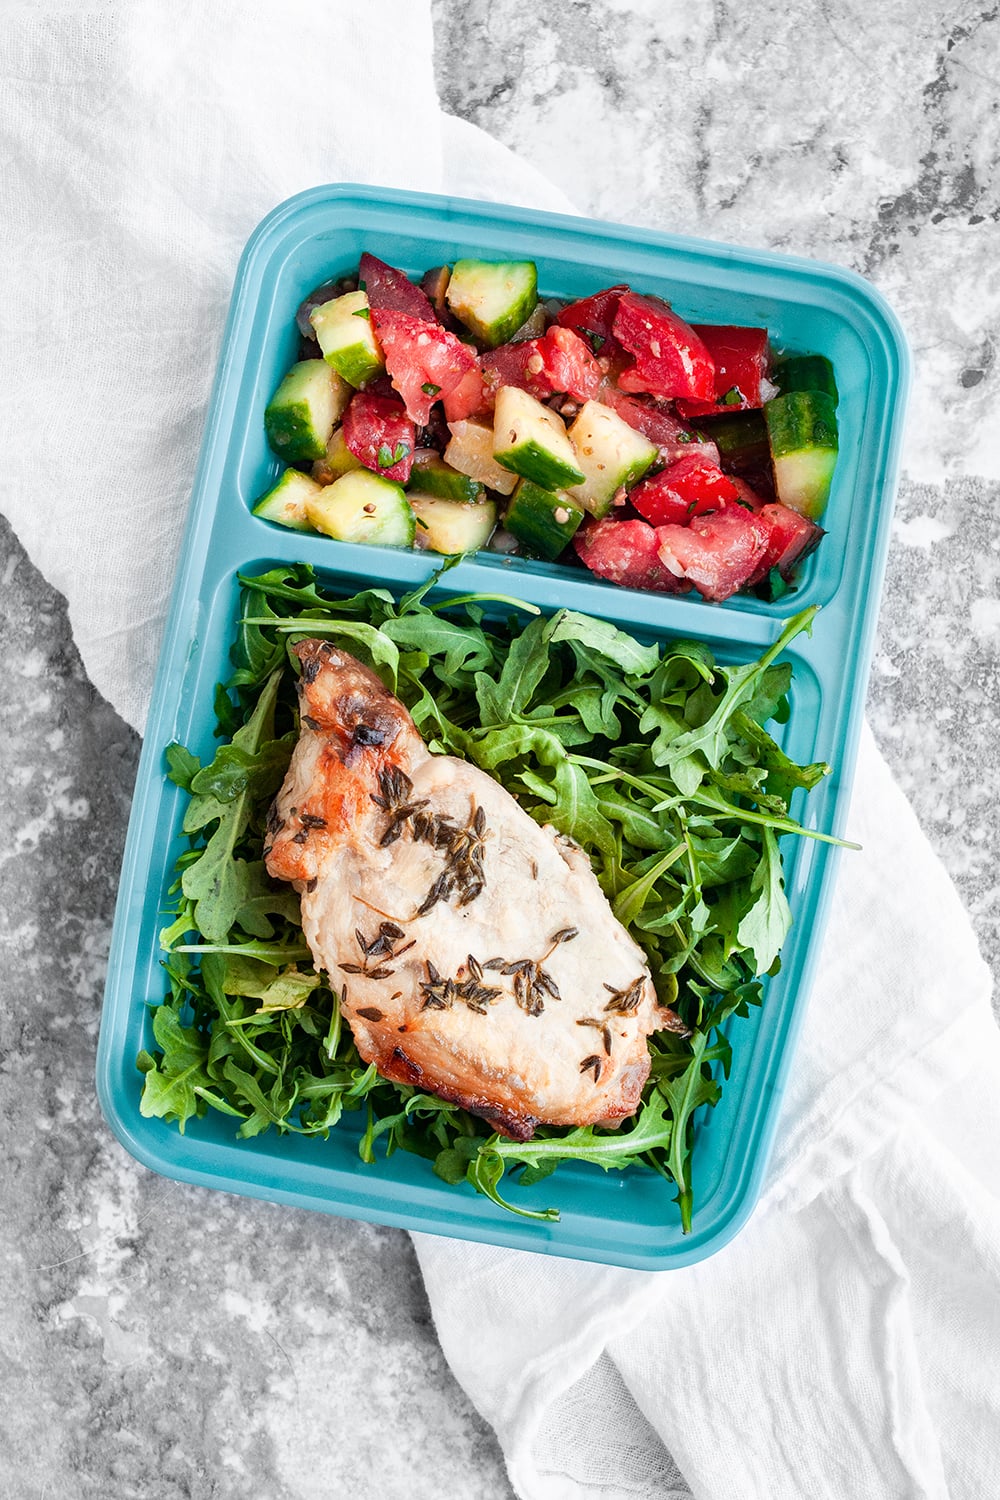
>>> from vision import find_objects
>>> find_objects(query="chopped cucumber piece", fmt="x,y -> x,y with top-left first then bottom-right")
311,426 -> 362,485
764,391 -> 839,520
695,410 -> 770,474
771,354 -> 839,406
565,399 -> 657,517
444,419 -> 518,495
252,469 -> 323,532
411,495 -> 497,555
446,259 -> 538,348
310,290 -> 385,387
304,469 -> 415,547
504,479 -> 584,561
408,451 -> 485,504
493,386 -> 585,490
264,359 -> 349,462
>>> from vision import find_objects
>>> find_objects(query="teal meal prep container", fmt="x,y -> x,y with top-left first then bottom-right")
96,184 -> 910,1269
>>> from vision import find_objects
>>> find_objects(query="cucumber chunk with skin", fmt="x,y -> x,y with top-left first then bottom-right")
310,290 -> 385,387
264,359 -> 350,462
304,469 -> 415,547
411,495 -> 497,555
771,354 -> 839,406
408,451 -> 485,504
565,399 -> 657,517
444,418 -> 518,495
504,479 -> 585,560
311,426 -> 362,485
764,391 -> 839,520
446,259 -> 538,348
252,469 -> 323,532
493,386 -> 585,490
695,410 -> 770,474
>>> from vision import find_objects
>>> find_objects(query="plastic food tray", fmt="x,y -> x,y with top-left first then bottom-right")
96,184 -> 909,1269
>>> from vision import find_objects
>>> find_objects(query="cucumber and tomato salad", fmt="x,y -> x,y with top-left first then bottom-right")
254,251 -> 839,602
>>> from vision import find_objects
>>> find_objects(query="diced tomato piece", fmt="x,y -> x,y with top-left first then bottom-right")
631,454 -> 739,527
534,326 -> 603,402
343,390 -> 416,483
574,518 -> 689,593
480,340 -> 550,404
746,503 -> 824,586
598,389 -> 721,467
556,284 -> 629,352
613,291 -> 716,402
675,325 -> 771,418
360,253 -> 435,322
655,507 -> 768,601
477,327 -> 603,407
373,310 -> 480,426
442,363 -> 489,422
729,477 -> 768,512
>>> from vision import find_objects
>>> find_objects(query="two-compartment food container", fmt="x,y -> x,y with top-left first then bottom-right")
96,184 -> 910,1270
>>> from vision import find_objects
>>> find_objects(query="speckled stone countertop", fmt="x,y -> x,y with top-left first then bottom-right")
2,4 -> 997,1497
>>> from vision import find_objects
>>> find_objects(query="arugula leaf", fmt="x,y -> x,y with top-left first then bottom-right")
658,1032 -> 718,1228
736,827 -> 792,975
139,1002 -> 211,1131
165,743 -> 200,789
549,610 -> 659,678
475,612 -> 557,724
179,670 -> 284,942
188,736 -> 294,803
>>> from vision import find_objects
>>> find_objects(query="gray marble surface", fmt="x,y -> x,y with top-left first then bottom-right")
2,3 -> 998,1498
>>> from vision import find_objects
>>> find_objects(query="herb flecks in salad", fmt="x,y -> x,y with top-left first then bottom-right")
141,564 -> 850,1230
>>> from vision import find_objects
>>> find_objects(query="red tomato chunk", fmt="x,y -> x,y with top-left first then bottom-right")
675,325 -> 770,419
656,507 -> 768,601
374,311 -> 480,426
613,291 -> 716,403
746,504 -> 824,586
574,518 -> 690,593
343,390 -> 416,483
360,253 -> 435,322
556,284 -> 629,351
535,326 -> 604,402
630,454 -> 740,526
481,340 -> 550,405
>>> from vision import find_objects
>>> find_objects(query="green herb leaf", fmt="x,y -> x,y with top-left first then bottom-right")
165,742 -> 201,789
736,827 -> 792,974
139,1003 -> 212,1131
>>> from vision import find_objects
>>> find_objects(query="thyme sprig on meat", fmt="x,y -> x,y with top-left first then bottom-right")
338,921 -> 414,981
419,957 -> 503,1014
416,800 -> 490,913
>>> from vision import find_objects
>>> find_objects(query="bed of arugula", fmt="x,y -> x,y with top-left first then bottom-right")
142,561 -> 845,1232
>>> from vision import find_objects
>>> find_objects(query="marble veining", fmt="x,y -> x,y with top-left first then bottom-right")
2,2 -> 999,1496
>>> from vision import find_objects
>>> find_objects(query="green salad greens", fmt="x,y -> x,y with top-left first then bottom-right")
140,561 -> 846,1230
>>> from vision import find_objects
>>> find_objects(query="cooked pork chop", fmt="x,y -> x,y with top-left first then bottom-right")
264,639 -> 684,1141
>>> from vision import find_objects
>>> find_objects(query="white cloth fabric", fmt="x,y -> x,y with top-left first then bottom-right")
2,8 -> 996,1499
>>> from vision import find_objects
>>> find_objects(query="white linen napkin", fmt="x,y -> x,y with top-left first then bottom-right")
3,9 -> 995,1499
